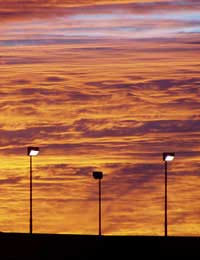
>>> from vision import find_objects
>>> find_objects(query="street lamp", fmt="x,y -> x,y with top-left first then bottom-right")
163,152 -> 175,237
27,146 -> 40,234
93,171 -> 103,236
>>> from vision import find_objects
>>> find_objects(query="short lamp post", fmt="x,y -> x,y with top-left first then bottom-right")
27,146 -> 40,234
93,171 -> 103,236
163,152 -> 175,237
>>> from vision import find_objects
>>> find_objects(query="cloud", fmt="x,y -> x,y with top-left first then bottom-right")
1,0 -> 199,48
0,176 -> 23,185
45,76 -> 65,82
0,55 -> 46,65
1,0 -> 200,41
1,0 -> 200,18
11,79 -> 31,85
73,119 -> 200,138
0,39 -> 96,47
0,124 -> 71,147
87,77 -> 200,92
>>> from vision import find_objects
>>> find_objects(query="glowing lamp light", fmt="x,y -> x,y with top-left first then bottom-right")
27,147 -> 40,156
163,152 -> 175,162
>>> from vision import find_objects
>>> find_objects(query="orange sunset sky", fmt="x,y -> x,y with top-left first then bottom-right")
0,0 -> 200,236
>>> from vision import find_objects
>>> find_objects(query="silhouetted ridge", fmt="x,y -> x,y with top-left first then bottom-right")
0,233 -> 199,259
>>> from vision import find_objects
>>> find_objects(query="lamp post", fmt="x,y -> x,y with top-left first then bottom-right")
27,146 -> 40,234
163,152 -> 175,237
93,171 -> 103,236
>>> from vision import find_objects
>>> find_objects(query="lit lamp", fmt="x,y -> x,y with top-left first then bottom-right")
93,171 -> 103,236
163,152 -> 175,237
27,147 -> 40,234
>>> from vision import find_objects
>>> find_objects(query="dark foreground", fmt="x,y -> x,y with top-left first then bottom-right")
0,233 -> 199,259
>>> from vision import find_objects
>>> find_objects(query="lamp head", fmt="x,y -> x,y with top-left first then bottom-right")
93,171 -> 103,180
163,152 -> 175,162
28,147 -> 40,156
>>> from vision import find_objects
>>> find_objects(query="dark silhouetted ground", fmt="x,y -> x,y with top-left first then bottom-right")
0,233 -> 199,259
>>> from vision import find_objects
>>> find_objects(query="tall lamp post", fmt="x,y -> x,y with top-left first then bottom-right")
27,146 -> 40,234
93,171 -> 103,236
163,152 -> 175,237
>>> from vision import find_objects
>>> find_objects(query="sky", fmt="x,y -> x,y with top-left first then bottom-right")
0,0 -> 200,236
